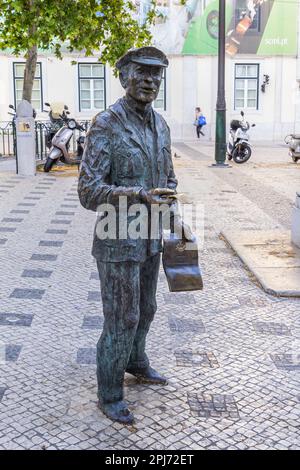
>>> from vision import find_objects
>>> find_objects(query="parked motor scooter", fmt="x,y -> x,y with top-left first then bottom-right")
43,102 -> 68,149
43,113 -> 86,172
227,111 -> 256,163
284,134 -> 300,163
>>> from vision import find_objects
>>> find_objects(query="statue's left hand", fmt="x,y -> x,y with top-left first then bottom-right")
173,216 -> 195,242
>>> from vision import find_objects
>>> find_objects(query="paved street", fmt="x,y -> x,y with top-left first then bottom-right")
0,143 -> 299,450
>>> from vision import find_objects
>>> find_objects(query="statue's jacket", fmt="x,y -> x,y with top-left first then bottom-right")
78,97 -> 178,262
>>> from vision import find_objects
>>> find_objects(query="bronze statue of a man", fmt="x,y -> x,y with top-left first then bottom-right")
78,46 -> 181,424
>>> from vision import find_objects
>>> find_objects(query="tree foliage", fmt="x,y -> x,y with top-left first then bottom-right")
0,0 -> 156,101
0,0 -> 157,63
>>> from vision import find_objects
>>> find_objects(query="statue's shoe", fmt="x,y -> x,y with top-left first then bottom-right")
98,400 -> 134,425
126,366 -> 168,385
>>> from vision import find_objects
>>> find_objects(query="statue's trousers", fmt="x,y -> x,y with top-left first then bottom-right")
96,253 -> 160,404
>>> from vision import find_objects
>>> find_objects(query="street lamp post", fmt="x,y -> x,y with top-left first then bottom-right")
214,0 -> 228,166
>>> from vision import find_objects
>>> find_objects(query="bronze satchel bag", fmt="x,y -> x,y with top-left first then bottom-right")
162,231 -> 203,292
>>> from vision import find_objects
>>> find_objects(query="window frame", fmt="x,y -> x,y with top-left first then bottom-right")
154,68 -> 166,111
13,61 -> 43,112
78,62 -> 106,112
234,63 -> 259,111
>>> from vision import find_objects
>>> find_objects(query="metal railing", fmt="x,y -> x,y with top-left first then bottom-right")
0,121 -> 16,157
0,119 -> 91,160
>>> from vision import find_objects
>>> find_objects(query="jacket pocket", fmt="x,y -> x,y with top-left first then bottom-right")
117,150 -> 144,177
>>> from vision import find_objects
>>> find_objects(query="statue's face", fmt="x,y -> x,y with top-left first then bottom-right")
125,63 -> 163,104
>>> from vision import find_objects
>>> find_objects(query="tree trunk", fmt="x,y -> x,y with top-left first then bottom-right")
22,44 -> 38,103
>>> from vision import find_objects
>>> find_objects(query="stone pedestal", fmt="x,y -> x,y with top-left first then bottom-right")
16,100 -> 36,176
291,192 -> 300,248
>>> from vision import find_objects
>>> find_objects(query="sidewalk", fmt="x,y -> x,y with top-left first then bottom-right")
176,142 -> 300,296
0,146 -> 299,450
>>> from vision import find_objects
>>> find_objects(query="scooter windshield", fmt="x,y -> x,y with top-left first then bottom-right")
50,102 -> 65,119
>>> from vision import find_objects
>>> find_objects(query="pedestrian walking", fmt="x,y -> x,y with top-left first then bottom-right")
194,106 -> 206,138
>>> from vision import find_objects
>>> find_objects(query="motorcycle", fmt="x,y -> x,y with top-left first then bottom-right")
43,102 -> 68,149
227,111 -> 255,164
284,134 -> 300,163
43,112 -> 86,172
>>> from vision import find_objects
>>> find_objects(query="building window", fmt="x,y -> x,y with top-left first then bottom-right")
154,69 -> 166,110
13,62 -> 42,111
78,63 -> 106,112
235,1 -> 261,32
234,64 -> 259,110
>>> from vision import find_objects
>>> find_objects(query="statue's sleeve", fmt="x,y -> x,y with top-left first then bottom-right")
78,117 -> 143,212
161,118 -> 177,191
167,153 -> 178,191
77,119 -> 113,211
164,122 -> 178,215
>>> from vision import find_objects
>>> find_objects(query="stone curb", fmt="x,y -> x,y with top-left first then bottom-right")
221,229 -> 300,298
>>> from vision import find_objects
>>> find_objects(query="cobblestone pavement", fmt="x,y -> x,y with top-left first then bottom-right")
0,146 -> 299,450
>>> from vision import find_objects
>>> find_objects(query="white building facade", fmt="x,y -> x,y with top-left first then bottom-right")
0,0 -> 300,142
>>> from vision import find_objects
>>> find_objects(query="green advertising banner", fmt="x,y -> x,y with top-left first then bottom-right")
257,1 -> 298,55
182,0 -> 298,56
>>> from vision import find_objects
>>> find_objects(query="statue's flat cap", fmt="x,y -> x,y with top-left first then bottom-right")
116,46 -> 168,70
